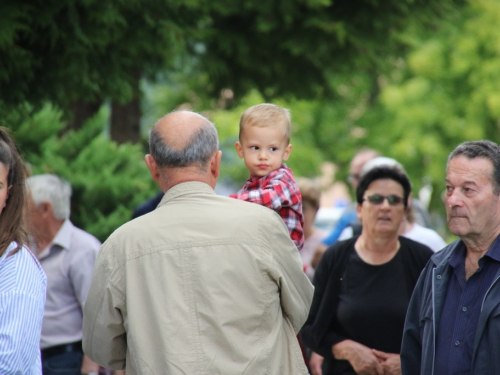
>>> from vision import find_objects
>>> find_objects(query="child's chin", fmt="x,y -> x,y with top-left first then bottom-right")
253,170 -> 268,177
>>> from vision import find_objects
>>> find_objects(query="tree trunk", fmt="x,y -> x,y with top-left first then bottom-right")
110,98 -> 141,144
63,100 -> 102,134
110,70 -> 141,144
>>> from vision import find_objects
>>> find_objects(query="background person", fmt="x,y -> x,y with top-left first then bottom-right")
301,166 -> 433,375
0,127 -> 46,374
26,174 -> 100,375
338,157 -> 447,252
83,110 -> 313,374
297,177 -> 328,280
402,140 -> 500,375
230,103 -> 304,249
319,149 -> 380,248
130,190 -> 163,219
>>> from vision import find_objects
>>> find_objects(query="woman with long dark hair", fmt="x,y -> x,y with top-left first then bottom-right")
0,126 -> 46,374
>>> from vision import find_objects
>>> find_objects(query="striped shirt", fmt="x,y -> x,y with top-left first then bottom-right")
0,242 -> 47,375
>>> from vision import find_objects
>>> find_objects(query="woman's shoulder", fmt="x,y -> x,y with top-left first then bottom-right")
323,236 -> 357,263
0,243 -> 46,293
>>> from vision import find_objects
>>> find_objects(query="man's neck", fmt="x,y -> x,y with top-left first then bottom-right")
35,219 -> 65,254
462,227 -> 500,279
160,169 -> 215,193
463,227 -> 500,255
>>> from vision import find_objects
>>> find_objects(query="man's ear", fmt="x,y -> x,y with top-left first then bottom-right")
283,144 -> 292,161
235,142 -> 244,159
145,154 -> 161,182
39,201 -> 52,217
211,150 -> 222,179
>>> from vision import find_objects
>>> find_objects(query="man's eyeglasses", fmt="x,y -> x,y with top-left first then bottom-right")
363,194 -> 404,206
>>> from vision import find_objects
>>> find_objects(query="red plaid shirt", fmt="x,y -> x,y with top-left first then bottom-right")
230,164 -> 304,250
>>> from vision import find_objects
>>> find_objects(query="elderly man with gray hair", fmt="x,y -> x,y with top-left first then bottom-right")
26,174 -> 101,375
82,110 -> 313,375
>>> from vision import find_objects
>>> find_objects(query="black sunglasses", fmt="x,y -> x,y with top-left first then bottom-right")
364,194 -> 404,206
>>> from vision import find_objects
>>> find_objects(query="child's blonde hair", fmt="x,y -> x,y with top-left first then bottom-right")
239,103 -> 291,144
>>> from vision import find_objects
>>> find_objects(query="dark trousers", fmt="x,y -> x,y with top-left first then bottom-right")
42,342 -> 83,375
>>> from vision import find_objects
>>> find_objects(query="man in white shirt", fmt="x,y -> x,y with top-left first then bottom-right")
26,174 -> 100,375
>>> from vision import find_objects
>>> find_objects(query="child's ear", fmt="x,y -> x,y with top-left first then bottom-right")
283,144 -> 292,161
235,141 -> 244,159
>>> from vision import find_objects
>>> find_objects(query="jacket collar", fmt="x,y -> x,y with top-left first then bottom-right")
430,239 -> 461,271
432,233 -> 500,270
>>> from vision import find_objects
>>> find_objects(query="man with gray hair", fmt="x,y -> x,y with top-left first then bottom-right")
402,140 -> 500,374
26,174 -> 101,375
83,110 -> 314,374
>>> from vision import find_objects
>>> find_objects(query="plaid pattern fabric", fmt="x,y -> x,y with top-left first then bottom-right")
230,164 -> 304,250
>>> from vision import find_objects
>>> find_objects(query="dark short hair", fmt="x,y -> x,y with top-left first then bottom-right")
0,127 -> 27,256
447,140 -> 500,195
356,166 -> 412,208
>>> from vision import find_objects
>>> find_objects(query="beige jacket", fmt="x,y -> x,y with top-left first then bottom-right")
83,182 -> 313,375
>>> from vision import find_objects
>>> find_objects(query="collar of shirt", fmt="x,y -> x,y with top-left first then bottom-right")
158,181 -> 216,209
38,219 -> 73,260
486,233 -> 500,262
449,234 -> 500,270
246,164 -> 290,185
0,242 -> 17,267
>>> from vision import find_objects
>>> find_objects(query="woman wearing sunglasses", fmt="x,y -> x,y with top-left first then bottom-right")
301,165 -> 433,375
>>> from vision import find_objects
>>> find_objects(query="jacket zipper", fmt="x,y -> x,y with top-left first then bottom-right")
480,273 -> 500,312
470,273 -> 500,372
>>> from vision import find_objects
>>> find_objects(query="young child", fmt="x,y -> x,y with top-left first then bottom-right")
230,103 -> 304,250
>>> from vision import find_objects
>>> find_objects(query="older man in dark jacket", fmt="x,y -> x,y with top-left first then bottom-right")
402,140 -> 500,375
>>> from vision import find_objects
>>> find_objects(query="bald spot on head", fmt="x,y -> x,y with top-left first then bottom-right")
349,149 -> 380,189
154,111 -> 210,150
350,150 -> 380,175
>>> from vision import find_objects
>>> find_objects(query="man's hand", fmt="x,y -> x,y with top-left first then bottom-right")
81,355 -> 100,374
309,351 -> 324,375
372,349 -> 401,375
332,340 -> 383,375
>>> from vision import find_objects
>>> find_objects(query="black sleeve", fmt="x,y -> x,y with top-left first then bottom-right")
401,263 -> 429,375
300,241 -> 352,357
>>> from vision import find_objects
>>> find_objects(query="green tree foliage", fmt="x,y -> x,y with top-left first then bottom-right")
0,0 -> 195,109
1,0 -> 456,138
197,0 -> 455,100
7,106 -> 156,242
370,0 -> 500,213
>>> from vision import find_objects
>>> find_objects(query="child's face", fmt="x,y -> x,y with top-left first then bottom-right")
235,125 -> 292,177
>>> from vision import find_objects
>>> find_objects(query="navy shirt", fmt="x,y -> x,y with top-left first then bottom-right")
434,237 -> 500,375
131,191 -> 164,219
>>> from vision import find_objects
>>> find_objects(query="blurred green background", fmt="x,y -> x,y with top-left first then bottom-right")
1,0 -> 499,242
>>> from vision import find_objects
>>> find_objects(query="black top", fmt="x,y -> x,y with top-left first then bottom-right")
300,236 -> 433,375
